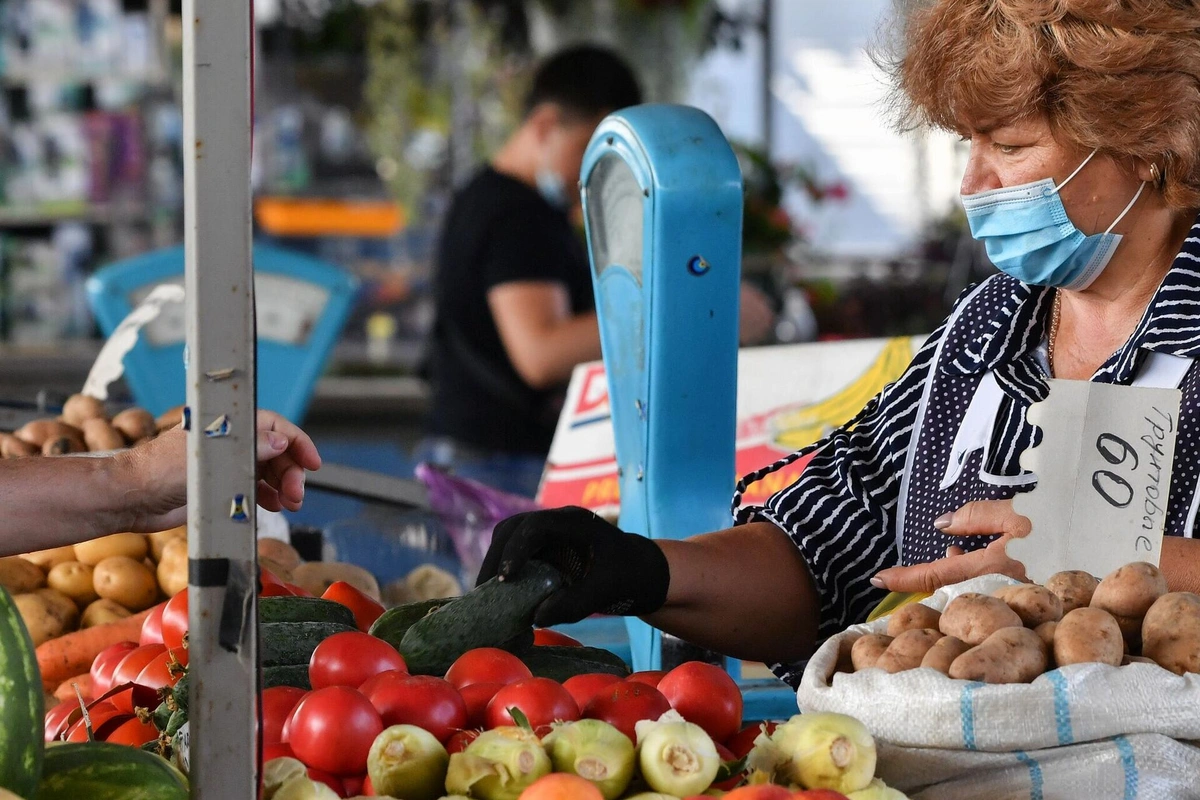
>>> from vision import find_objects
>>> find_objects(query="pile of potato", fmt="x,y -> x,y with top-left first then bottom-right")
0,394 -> 183,459
845,562 -> 1200,684
1,529 -> 188,646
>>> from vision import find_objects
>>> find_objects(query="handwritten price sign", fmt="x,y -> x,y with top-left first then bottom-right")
1009,379 -> 1181,583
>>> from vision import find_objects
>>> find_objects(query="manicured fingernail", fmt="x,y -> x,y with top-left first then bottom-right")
934,512 -> 953,530
268,431 -> 286,449
870,576 -> 886,589
946,546 -> 956,557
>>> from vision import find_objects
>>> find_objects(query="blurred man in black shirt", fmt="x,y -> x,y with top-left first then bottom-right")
420,46 -> 642,496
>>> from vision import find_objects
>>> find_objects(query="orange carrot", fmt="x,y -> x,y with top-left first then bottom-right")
53,672 -> 93,703
36,604 -> 159,692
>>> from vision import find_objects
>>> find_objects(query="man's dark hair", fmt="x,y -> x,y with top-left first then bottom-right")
525,44 -> 642,120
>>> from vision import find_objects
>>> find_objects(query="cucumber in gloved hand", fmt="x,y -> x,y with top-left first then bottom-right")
399,559 -> 563,676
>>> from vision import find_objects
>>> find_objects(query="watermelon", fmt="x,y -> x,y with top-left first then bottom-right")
0,585 -> 43,797
37,742 -> 188,800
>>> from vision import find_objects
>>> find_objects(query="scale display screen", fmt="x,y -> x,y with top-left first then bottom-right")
129,273 -> 331,347
585,153 -> 644,284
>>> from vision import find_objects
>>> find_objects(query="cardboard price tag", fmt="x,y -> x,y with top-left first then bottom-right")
1009,379 -> 1181,583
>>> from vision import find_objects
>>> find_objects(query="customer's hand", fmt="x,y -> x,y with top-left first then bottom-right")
479,506 -> 670,627
871,499 -> 1030,593
118,409 -> 322,532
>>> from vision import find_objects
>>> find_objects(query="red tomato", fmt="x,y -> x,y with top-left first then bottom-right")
139,603 -> 165,646
626,670 -> 666,687
306,766 -> 344,794
364,674 -> 467,743
309,632 -> 406,690
161,590 -> 189,653
532,629 -> 582,647
485,678 -> 579,731
562,674 -> 622,710
445,648 -> 532,690
90,641 -> 139,696
322,581 -> 385,632
131,650 -> 185,706
362,775 -> 377,795
342,775 -> 364,796
460,683 -> 503,729
285,583 -> 313,597
358,669 -> 407,697
446,729 -> 479,754
289,687 -> 383,776
262,741 -> 295,763
261,686 -> 307,745
583,682 -> 672,743
44,702 -> 77,742
658,662 -> 743,745
726,721 -> 779,758
259,582 -> 294,598
65,702 -> 128,742
111,644 -> 167,689
104,716 -> 159,747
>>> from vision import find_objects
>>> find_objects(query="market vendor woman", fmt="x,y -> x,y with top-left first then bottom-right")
478,0 -> 1200,686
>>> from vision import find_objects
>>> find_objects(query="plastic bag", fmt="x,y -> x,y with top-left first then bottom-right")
414,462 -> 541,583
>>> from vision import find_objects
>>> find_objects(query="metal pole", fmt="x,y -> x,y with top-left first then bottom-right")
183,0 -> 258,794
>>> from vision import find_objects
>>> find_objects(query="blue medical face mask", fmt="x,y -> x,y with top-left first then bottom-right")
961,150 -> 1146,290
536,168 -> 569,209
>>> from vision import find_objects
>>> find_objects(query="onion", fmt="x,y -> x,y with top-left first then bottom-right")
770,713 -> 876,793
635,712 -> 720,797
272,776 -> 340,800
444,726 -> 551,800
261,757 -> 308,800
367,724 -> 449,800
543,719 -> 636,800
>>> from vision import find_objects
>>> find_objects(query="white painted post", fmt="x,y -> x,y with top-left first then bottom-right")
182,0 -> 259,794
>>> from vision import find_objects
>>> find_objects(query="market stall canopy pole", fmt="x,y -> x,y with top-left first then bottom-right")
182,0 -> 259,794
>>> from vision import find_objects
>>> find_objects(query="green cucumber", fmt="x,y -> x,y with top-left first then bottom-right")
369,597 -> 455,649
399,560 -> 563,676
263,665 -> 311,690
37,742 -> 188,800
0,585 -> 43,798
259,596 -> 356,628
521,646 -> 631,682
500,627 -> 536,656
171,672 -> 190,714
260,621 -> 356,668
165,709 -> 188,738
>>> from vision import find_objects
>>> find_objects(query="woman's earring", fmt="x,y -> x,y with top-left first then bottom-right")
1150,163 -> 1166,190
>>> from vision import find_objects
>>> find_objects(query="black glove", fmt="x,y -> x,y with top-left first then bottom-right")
478,506 -> 670,627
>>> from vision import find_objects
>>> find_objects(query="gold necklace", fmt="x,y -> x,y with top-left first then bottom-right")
1047,290 -> 1062,377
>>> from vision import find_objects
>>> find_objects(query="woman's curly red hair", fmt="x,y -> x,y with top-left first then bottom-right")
887,0 -> 1200,209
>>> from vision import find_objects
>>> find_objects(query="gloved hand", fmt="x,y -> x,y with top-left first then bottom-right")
477,506 -> 670,627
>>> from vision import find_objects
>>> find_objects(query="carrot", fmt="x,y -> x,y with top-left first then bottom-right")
36,604 -> 159,692
53,672 -> 93,703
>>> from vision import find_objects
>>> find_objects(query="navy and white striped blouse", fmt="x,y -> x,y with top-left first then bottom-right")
734,214 -> 1200,687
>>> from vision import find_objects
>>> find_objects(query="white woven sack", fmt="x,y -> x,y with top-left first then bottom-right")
796,575 -> 1200,752
875,734 -> 1200,800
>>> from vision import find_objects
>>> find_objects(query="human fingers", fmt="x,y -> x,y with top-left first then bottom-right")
256,410 -> 322,471
935,499 -> 1031,538
872,539 -> 1023,593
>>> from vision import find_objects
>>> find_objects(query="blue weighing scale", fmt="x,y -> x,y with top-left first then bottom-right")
576,105 -> 796,719
86,243 -> 359,423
